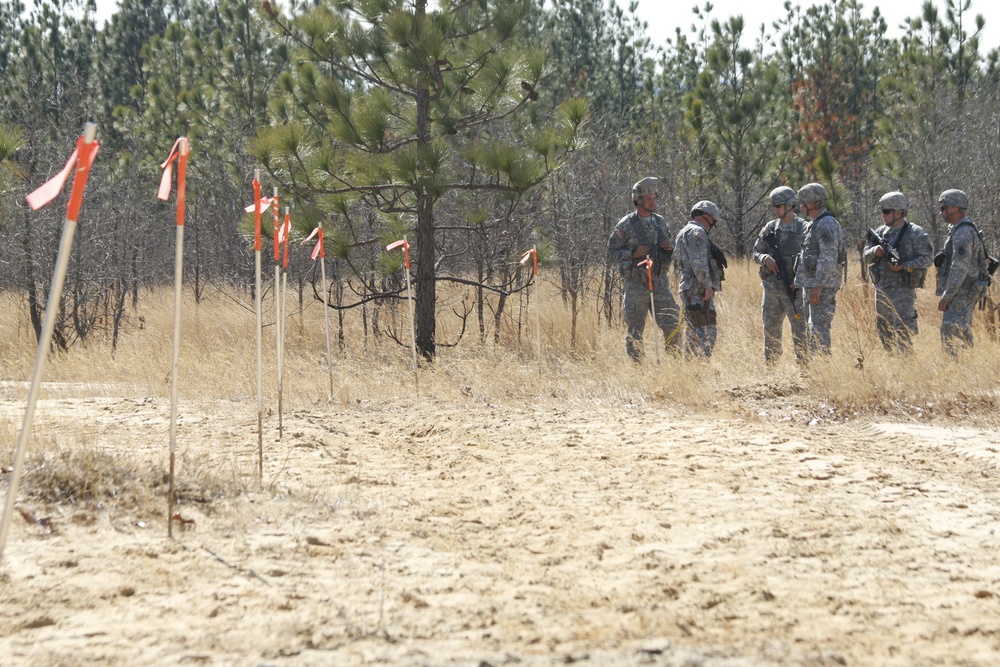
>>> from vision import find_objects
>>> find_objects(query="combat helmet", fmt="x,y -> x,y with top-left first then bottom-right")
769,186 -> 797,207
632,177 -> 658,204
938,189 -> 969,210
879,191 -> 908,212
797,182 -> 827,206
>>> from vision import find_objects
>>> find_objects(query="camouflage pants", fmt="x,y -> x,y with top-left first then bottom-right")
806,289 -> 837,354
682,294 -> 717,358
761,283 -> 807,363
941,291 -> 978,355
875,286 -> 917,353
622,278 -> 680,361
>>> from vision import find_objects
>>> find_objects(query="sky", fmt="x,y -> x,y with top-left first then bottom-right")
79,0 -> 1000,53
632,0 -> 1000,53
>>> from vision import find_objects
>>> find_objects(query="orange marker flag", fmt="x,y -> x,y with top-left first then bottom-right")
244,196 -> 274,214
157,138 -> 188,221
638,257 -> 654,292
519,247 -> 538,276
251,178 -> 263,252
302,225 -> 325,261
386,238 -> 411,269
26,134 -> 100,214
272,192 -> 281,262
281,210 -> 291,268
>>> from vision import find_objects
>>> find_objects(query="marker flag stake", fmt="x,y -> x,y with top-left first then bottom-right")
519,247 -> 542,374
303,224 -> 334,399
1,123 -> 99,561
252,172 -> 263,480
386,237 -> 418,388
277,207 -> 291,440
158,137 -> 189,537
271,189 -> 282,440
639,256 -> 660,365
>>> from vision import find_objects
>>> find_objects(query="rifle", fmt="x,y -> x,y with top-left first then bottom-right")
762,229 -> 800,320
867,227 -> 902,266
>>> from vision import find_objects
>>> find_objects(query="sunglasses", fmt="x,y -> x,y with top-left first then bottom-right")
940,205 -> 948,211
881,209 -> 894,215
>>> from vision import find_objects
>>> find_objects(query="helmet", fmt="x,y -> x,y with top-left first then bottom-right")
938,189 -> 969,209
797,182 -> 827,206
691,200 -> 720,222
769,186 -> 797,207
879,191 -> 908,212
632,177 -> 658,203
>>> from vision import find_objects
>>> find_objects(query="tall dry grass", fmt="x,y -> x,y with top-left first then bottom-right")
0,259 -> 998,419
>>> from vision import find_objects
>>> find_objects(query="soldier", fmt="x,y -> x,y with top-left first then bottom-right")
752,186 -> 808,363
606,177 -> 681,360
674,200 -> 725,357
935,189 -> 991,354
862,192 -> 933,353
793,182 -> 843,355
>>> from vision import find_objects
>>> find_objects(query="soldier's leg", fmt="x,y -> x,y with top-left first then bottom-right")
652,280 -> 682,352
622,284 -> 648,361
702,301 -> 718,357
941,296 -> 975,355
892,288 -> 917,352
808,290 -> 837,354
761,287 -> 785,362
875,289 -> 898,351
787,292 -> 809,362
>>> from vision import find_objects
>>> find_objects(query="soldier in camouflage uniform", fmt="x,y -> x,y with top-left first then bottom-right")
752,186 -> 808,363
606,177 -> 681,360
793,182 -> 843,355
935,189 -> 991,354
862,192 -> 933,353
674,200 -> 725,358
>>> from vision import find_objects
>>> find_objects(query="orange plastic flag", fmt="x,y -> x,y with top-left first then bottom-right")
638,257 -> 654,291
26,136 -> 100,212
302,226 -> 325,261
519,247 -> 538,275
157,137 -> 185,201
244,196 -> 274,213
386,239 -> 411,270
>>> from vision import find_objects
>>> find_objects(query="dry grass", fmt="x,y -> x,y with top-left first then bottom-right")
2,259 -> 999,515
0,259 -> 998,415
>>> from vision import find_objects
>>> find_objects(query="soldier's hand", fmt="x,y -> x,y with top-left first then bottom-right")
809,287 -> 822,306
764,256 -> 778,274
659,240 -> 673,253
938,297 -> 949,312
889,262 -> 905,272
632,245 -> 650,259
873,246 -> 885,257
704,287 -> 714,302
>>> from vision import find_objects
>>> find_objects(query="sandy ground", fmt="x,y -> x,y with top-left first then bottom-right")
2,386 -> 1000,666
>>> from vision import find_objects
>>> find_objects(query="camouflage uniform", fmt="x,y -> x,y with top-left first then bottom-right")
936,216 -> 989,354
862,220 -> 933,352
753,215 -> 808,362
607,211 -> 680,360
674,216 -> 724,358
793,208 -> 843,354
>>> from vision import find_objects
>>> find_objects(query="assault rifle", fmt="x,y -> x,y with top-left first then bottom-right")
867,227 -> 902,266
762,229 -> 800,320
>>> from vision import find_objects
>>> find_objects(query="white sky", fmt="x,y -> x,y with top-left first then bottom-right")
77,0 -> 1000,54
633,0 -> 1000,53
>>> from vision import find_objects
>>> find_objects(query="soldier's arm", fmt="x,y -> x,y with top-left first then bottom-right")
942,228 -> 975,298
607,225 -> 634,265
904,229 -> 934,270
813,219 -> 840,282
751,222 -> 772,265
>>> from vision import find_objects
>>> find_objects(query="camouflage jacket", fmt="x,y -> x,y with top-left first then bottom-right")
607,211 -> 674,285
862,220 -> 933,289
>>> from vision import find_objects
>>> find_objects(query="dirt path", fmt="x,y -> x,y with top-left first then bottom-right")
2,395 -> 1000,665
